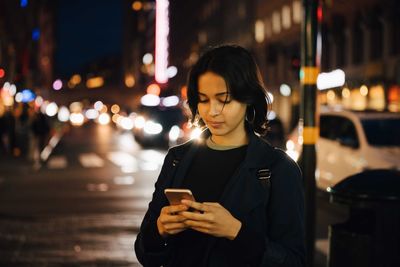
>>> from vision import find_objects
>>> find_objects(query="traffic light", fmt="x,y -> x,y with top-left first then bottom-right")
291,56 -> 300,70
291,55 -> 301,79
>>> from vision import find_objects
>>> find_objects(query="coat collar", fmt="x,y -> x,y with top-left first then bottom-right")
193,128 -> 276,168
170,127 -> 275,187
243,129 -> 275,169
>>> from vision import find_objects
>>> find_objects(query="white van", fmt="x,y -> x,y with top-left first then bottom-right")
286,109 -> 400,190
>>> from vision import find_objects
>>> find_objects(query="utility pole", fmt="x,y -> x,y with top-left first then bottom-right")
300,0 -> 320,266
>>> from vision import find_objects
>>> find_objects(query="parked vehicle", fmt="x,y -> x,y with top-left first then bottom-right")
286,108 -> 400,190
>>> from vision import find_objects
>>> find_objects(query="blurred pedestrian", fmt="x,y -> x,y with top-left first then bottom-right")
31,111 -> 50,153
13,103 -> 30,157
1,108 -> 16,156
0,108 -> 6,154
135,45 -> 305,266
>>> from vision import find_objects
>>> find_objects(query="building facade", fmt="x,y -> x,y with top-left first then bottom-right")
253,0 -> 400,130
169,0 -> 400,133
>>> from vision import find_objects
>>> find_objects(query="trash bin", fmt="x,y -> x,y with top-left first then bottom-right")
327,169 -> 400,267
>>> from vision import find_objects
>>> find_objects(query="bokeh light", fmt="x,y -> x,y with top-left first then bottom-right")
280,84 -> 291,96
58,106 -> 70,122
98,113 -> 111,125
111,104 -> 120,114
94,101 -> 104,111
53,79 -> 63,90
70,112 -> 85,126
167,66 -> 178,78
146,83 -> 161,96
125,74 -> 135,87
132,1 -> 143,11
46,102 -> 59,117
143,53 -> 153,65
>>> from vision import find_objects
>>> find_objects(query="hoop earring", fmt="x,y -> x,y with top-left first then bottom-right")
246,106 -> 255,123
193,111 -> 203,126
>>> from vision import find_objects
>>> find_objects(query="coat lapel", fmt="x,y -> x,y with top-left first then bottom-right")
170,139 -> 202,188
219,132 -> 276,219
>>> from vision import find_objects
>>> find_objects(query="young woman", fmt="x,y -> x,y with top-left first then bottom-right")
135,45 -> 305,267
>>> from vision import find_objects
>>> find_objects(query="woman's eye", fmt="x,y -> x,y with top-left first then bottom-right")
199,98 -> 208,103
218,97 -> 232,103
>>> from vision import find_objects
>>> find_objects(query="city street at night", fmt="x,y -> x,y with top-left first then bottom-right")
0,122 -> 347,266
1,0 -> 399,266
0,122 -> 165,266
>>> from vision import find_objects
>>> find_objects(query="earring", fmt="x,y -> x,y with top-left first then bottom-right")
194,112 -> 201,122
193,111 -> 203,127
246,106 -> 256,123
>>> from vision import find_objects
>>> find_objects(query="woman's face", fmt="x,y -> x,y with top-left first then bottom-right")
197,72 -> 247,144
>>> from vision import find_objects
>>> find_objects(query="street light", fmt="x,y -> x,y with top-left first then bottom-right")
132,1 -> 143,11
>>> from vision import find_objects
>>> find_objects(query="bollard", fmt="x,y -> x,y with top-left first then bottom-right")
327,169 -> 400,267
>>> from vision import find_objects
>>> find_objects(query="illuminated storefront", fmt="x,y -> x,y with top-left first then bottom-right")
388,85 -> 400,112
319,83 -> 394,112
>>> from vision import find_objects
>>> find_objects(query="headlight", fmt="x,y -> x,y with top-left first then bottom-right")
70,112 -> 85,126
144,120 -> 163,135
120,117 -> 134,130
98,113 -> 110,125
169,125 -> 181,141
134,116 -> 146,129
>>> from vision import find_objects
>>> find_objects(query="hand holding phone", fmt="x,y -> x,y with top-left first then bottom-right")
157,189 -> 195,237
164,188 -> 195,205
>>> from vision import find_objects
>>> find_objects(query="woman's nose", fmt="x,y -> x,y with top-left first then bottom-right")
208,101 -> 222,116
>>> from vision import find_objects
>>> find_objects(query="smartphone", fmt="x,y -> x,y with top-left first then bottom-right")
164,188 -> 195,205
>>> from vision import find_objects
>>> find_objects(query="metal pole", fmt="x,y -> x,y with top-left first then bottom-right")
300,0 -> 319,266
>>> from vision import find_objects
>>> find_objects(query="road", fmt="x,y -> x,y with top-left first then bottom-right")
0,122 -> 165,266
0,122 -> 347,266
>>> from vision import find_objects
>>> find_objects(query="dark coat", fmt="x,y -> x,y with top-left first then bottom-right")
135,130 -> 305,267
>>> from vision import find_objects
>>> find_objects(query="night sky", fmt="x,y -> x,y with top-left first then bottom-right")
55,0 -> 123,78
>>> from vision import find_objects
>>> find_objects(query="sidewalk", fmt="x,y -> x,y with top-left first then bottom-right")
0,155 -> 35,177
0,124 -> 66,176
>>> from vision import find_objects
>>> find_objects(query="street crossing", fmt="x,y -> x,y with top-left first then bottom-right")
79,153 -> 105,168
46,150 -> 165,171
47,155 -> 68,169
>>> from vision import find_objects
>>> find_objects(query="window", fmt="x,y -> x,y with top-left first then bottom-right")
282,5 -> 291,29
272,11 -> 281,33
352,23 -> 363,64
320,115 -> 359,148
361,118 -> 400,146
390,13 -> 400,55
292,0 -> 302,24
255,20 -> 265,43
320,116 -> 336,140
370,20 -> 383,60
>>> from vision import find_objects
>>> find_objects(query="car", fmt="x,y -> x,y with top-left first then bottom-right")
132,99 -> 193,148
286,108 -> 400,190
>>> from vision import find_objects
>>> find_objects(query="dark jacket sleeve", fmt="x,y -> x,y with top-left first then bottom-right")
260,151 -> 306,266
134,150 -> 175,267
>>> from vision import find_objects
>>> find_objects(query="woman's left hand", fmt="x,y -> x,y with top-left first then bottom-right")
180,200 -> 242,240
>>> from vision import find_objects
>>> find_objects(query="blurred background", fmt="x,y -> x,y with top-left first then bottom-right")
0,0 -> 399,266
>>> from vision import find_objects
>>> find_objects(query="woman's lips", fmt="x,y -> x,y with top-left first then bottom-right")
207,121 -> 223,128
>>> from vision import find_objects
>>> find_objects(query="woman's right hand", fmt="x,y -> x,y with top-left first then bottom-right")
157,204 -> 189,238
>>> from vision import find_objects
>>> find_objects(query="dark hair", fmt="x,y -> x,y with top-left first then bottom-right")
187,44 -> 271,136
